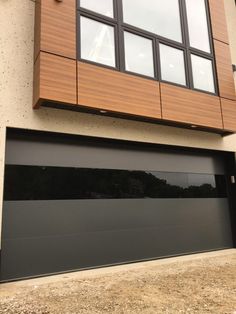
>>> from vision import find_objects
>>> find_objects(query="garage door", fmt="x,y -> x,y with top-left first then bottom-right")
0,134 -> 233,281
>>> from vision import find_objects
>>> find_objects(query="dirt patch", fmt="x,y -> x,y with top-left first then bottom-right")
1,251 -> 236,314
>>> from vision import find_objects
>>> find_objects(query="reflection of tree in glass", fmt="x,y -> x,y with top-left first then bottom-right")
4,166 -> 227,201
76,169 -> 219,199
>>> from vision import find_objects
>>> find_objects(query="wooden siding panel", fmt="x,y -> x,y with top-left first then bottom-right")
221,98 -> 236,131
78,62 -> 161,119
33,52 -> 77,107
161,83 -> 223,129
40,0 -> 76,59
214,40 -> 236,101
208,0 -> 229,44
34,0 -> 41,61
33,55 -> 40,108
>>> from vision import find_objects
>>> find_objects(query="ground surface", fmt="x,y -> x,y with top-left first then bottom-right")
0,250 -> 236,314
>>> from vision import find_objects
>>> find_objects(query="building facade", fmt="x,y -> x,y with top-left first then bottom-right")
0,0 -> 236,281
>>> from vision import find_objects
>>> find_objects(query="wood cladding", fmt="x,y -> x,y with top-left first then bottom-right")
221,98 -> 236,131
33,56 -> 40,108
33,0 -> 236,133
34,0 -> 76,60
208,0 -> 229,44
34,52 -> 77,108
78,62 -> 161,119
161,83 -> 223,129
34,0 -> 41,60
214,40 -> 236,101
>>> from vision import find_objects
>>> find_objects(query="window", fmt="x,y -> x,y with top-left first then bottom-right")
124,32 -> 154,77
80,0 -> 114,17
78,0 -> 216,94
122,0 -> 182,43
160,44 -> 186,86
185,0 -> 210,53
80,17 -> 116,67
191,55 -> 215,93
4,165 -> 227,200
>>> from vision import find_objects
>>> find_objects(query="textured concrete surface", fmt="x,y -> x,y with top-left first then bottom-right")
0,0 -> 236,246
0,249 -> 236,314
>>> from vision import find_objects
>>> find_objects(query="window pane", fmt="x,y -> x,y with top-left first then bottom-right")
191,55 -> 215,93
160,44 -> 186,86
80,0 -> 114,18
80,17 -> 115,67
122,0 -> 182,42
124,32 -> 154,77
4,165 -> 227,200
186,0 -> 210,53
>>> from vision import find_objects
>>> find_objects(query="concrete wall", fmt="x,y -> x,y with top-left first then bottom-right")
0,0 -> 236,246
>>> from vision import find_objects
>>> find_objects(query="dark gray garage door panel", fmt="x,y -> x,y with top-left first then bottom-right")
1,198 -> 233,281
5,139 -> 225,174
1,136 -> 233,281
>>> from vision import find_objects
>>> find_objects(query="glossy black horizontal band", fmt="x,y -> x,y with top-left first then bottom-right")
4,165 -> 227,200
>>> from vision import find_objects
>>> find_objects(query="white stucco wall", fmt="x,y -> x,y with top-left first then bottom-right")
0,0 -> 236,246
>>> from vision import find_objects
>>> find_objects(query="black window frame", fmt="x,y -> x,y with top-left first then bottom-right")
77,0 -> 218,96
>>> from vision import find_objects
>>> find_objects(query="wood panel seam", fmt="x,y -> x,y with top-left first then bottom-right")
40,50 -> 76,61
219,98 -> 225,130
159,81 -> 163,119
213,38 -> 230,46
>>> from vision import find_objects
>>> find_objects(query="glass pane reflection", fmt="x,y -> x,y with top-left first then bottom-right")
122,0 -> 182,42
160,44 -> 186,86
185,0 -> 210,53
191,54 -> 215,93
80,17 -> 115,67
80,0 -> 114,18
4,165 -> 228,200
124,32 -> 154,77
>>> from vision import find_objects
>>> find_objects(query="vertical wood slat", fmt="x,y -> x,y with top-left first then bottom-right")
161,83 -> 223,129
214,40 -> 236,101
34,0 -> 41,61
221,98 -> 236,132
34,0 -> 76,60
208,0 -> 229,44
33,55 -> 41,108
78,62 -> 161,119
33,52 -> 77,108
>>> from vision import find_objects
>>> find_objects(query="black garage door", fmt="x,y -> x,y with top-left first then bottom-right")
0,134 -> 234,281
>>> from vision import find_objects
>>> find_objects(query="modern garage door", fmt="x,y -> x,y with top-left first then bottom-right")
0,134 -> 233,281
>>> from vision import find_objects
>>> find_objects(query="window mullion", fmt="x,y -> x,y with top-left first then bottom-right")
153,38 -> 159,81
178,0 -> 188,47
185,51 -> 194,90
116,0 -> 125,71
181,0 -> 194,89
204,0 -> 214,55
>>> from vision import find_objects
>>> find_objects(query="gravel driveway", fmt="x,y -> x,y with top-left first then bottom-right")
0,250 -> 236,314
